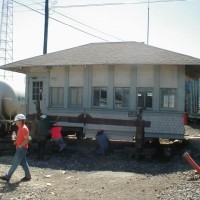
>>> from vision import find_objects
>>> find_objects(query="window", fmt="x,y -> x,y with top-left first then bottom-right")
69,87 -> 83,107
32,81 -> 43,100
50,87 -> 64,107
160,88 -> 176,109
93,88 -> 107,107
114,88 -> 130,108
137,88 -> 153,108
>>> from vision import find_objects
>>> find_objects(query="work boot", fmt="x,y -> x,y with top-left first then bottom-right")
0,175 -> 10,182
21,176 -> 31,182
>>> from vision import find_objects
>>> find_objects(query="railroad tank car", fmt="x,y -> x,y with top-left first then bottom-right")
0,80 -> 25,120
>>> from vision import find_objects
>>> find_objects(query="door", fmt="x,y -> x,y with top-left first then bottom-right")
29,78 -> 48,115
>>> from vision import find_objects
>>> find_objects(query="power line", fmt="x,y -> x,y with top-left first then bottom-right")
51,9 -> 124,41
14,8 -> 44,12
12,1 -> 110,42
54,0 -> 188,8
13,2 -> 44,8
28,0 -> 124,41
13,1 -> 45,12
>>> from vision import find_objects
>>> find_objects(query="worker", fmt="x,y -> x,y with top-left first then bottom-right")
50,126 -> 66,152
95,130 -> 109,155
0,114 -> 31,182
0,123 -> 7,138
35,114 -> 54,160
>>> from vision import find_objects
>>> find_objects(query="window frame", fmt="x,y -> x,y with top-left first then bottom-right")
160,88 -> 177,110
114,87 -> 130,109
32,81 -> 43,101
92,87 -> 108,108
137,87 -> 153,109
49,87 -> 64,108
69,87 -> 83,108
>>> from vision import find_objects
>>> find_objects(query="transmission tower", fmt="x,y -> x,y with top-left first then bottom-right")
0,0 -> 13,80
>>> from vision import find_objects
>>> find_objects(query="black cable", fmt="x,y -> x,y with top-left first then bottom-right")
13,1 -> 45,12
28,0 -> 124,41
51,9 -> 124,42
55,0 -> 188,8
12,0 -> 110,42
13,1 -> 45,8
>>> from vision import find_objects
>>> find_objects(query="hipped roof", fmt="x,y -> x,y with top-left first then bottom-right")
1,42 -> 200,72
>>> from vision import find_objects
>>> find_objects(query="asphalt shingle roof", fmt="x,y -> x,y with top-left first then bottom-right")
1,42 -> 200,70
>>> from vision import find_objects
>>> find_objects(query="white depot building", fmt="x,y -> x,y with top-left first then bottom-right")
1,42 -> 200,140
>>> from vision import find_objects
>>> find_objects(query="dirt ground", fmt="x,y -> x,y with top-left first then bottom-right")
0,125 -> 200,200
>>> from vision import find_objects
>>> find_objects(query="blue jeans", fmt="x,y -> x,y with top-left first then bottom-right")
51,138 -> 66,151
6,148 -> 31,179
95,134 -> 109,155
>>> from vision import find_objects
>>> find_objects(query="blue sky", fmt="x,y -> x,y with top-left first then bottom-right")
0,0 -> 200,64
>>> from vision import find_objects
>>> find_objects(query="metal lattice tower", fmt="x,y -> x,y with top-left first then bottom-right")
0,0 -> 13,80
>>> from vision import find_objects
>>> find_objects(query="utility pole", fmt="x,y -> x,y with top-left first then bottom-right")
147,0 -> 150,45
43,0 -> 49,54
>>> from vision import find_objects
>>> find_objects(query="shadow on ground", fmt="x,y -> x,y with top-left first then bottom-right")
0,141 -> 200,175
0,139 -> 195,176
0,180 -> 21,193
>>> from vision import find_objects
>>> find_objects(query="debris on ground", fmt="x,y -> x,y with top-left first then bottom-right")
0,123 -> 199,200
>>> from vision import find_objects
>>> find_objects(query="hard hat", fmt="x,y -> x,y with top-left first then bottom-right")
40,114 -> 47,119
14,114 -> 26,121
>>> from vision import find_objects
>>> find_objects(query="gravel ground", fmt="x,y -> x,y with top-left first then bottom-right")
185,123 -> 200,137
0,124 -> 200,200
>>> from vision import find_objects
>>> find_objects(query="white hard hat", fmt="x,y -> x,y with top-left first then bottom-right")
14,114 -> 26,121
40,114 -> 47,119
